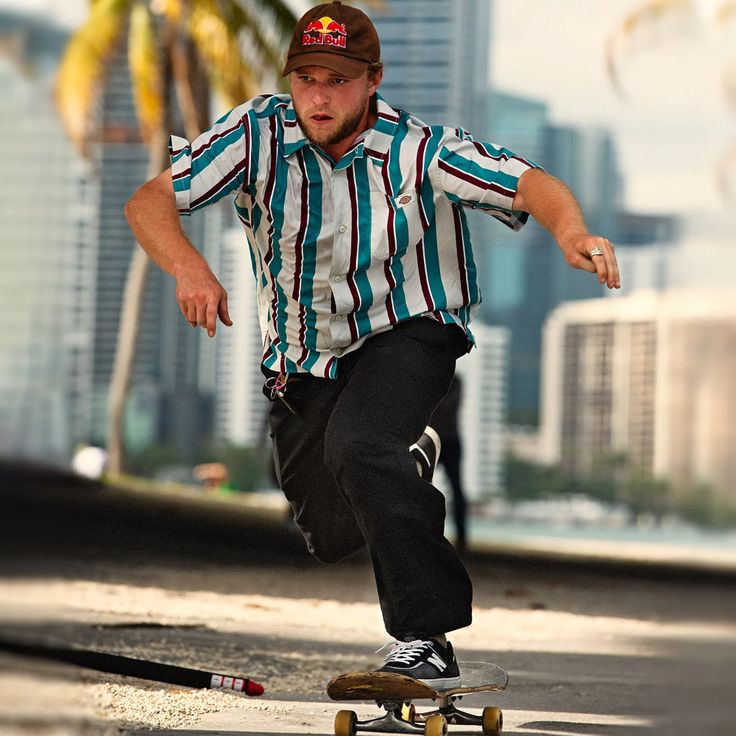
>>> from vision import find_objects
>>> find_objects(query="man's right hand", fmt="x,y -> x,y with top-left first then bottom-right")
175,267 -> 233,337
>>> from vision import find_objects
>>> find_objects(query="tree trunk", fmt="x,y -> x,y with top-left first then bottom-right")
105,132 -> 170,476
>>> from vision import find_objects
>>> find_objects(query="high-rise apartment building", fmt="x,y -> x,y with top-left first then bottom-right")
0,13 -> 97,463
540,291 -> 736,509
454,323 -> 509,500
372,0 -> 491,134
89,44 -> 219,461
212,228 -> 269,448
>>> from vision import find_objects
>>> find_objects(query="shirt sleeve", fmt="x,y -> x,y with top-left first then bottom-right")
169,102 -> 256,216
431,130 -> 542,231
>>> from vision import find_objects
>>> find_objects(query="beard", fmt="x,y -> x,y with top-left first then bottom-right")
295,98 -> 369,150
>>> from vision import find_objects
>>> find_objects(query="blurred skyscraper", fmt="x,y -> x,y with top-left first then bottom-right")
211,228 -> 268,448
481,92 -> 626,424
371,0 -> 491,134
0,10 -> 223,468
540,291 -> 736,511
89,46 -> 219,462
0,12 -> 97,463
454,323 -> 509,501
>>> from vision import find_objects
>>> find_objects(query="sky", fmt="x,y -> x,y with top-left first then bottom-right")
2,0 -> 734,223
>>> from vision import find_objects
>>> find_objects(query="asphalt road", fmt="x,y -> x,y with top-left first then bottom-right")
1,460 -> 735,736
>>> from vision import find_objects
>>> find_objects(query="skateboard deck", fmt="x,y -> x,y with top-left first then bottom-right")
328,663 -> 508,736
328,662 -> 508,701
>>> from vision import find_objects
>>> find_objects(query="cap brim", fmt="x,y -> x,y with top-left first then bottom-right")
282,52 -> 369,79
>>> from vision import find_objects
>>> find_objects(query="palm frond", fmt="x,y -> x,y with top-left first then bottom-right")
128,1 -> 164,144
186,0 -> 262,105
605,0 -> 693,98
714,0 -> 736,25
55,0 -> 134,152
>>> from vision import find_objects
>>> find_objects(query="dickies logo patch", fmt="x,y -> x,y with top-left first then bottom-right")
302,16 -> 348,48
398,195 -> 413,205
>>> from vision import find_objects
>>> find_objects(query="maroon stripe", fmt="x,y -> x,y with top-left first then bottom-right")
189,158 -> 248,209
472,140 -> 535,169
262,117 -> 281,340
324,356 -> 336,378
384,262 -> 398,325
438,158 -> 516,199
415,239 -> 434,312
190,120 -> 242,160
293,152 -> 310,348
242,114 -> 251,192
345,168 -> 361,342
364,147 -> 388,161
296,347 -> 309,368
452,207 -> 470,304
415,128 -> 431,230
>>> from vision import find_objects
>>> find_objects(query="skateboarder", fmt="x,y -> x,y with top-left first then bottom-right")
125,1 -> 620,688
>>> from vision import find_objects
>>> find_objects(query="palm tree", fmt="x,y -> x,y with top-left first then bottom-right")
606,0 -> 736,198
55,0 -> 299,475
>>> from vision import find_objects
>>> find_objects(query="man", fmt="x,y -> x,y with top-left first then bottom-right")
125,1 -> 620,688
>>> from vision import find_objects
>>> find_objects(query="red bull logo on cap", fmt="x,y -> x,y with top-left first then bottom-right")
302,15 -> 348,49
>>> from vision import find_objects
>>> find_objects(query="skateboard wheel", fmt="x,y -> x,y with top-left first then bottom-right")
424,714 -> 447,736
401,704 -> 416,722
482,706 -> 502,735
335,709 -> 357,736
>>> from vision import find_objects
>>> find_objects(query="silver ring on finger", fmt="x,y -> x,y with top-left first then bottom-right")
590,246 -> 604,257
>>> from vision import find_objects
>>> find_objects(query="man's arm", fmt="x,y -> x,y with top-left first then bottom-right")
125,168 -> 232,337
512,168 -> 620,290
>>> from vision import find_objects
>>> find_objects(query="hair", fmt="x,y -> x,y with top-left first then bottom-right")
367,61 -> 384,81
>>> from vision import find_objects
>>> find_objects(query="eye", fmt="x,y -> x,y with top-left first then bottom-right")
297,75 -> 312,83
331,77 -> 347,86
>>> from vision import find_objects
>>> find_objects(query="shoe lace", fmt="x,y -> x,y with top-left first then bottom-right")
376,639 -> 430,665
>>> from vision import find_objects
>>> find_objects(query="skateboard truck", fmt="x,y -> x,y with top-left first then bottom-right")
335,696 -> 503,736
329,663 -> 507,736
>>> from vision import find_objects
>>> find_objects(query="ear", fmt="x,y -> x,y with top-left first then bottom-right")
368,67 -> 383,95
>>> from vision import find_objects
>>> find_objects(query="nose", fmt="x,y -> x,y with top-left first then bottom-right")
311,82 -> 331,107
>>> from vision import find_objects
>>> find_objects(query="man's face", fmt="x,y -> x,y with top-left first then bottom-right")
290,66 -> 381,149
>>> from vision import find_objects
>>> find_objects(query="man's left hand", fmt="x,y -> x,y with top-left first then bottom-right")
560,233 -> 620,290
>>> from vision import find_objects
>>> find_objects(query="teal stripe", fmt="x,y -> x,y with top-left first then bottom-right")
440,147 -> 521,193
419,129 -> 447,308
301,350 -> 320,373
266,149 -> 290,347
458,210 -> 480,303
301,150 -> 323,348
385,124 -> 410,321
190,127 -> 244,180
352,158 -> 374,335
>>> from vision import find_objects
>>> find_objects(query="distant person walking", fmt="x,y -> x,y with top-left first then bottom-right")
429,376 -> 468,550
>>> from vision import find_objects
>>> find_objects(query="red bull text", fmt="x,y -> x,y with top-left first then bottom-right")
302,16 -> 348,48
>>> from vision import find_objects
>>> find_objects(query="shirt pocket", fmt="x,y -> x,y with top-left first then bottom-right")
369,189 -> 425,261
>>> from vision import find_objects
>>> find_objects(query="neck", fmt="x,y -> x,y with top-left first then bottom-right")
323,99 -> 377,162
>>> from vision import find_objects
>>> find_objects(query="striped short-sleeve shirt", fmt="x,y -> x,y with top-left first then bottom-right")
169,93 -> 537,379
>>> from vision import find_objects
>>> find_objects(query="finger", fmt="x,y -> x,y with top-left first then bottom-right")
604,240 -> 621,289
195,301 -> 209,329
219,291 -> 233,327
589,239 -> 608,285
206,299 -> 218,337
185,303 -> 198,328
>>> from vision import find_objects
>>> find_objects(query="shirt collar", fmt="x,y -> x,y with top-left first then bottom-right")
280,92 -> 400,161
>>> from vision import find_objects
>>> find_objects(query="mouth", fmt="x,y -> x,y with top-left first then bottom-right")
310,113 -> 334,125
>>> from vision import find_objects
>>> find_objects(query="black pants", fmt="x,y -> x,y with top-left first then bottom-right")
268,318 -> 473,640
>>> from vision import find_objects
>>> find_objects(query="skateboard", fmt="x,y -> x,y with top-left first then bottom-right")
327,662 -> 508,736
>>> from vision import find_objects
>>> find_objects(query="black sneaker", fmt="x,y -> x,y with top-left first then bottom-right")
410,428 -> 441,482
377,638 -> 461,688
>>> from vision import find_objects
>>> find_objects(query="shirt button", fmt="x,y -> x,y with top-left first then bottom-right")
334,314 -> 344,321
338,225 -> 347,233
335,348 -> 344,356
333,275 -> 342,282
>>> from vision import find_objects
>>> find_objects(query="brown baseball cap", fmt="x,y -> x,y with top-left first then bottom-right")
282,1 -> 381,79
